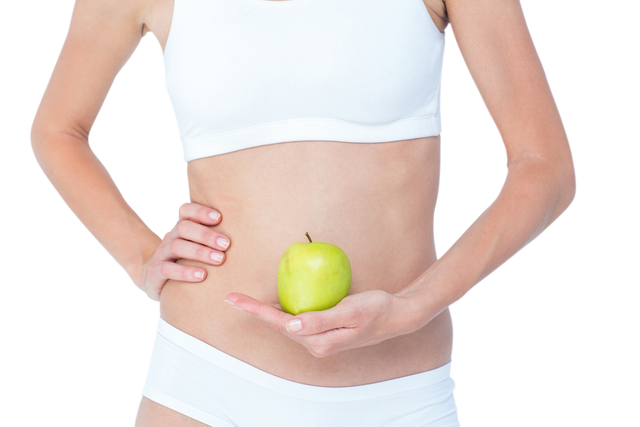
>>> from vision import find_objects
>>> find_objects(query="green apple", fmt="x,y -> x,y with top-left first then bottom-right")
277,232 -> 351,315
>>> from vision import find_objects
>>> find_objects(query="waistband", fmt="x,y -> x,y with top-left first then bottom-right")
156,316 -> 452,402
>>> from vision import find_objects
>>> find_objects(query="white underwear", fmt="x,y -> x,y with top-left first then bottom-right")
141,317 -> 460,426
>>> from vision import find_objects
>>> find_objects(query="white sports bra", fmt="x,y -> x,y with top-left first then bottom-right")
164,0 -> 445,162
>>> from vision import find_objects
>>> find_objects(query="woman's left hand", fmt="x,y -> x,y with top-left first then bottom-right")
224,290 -> 414,358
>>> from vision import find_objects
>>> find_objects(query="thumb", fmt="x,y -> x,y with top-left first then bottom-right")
286,308 -> 351,335
285,317 -> 304,333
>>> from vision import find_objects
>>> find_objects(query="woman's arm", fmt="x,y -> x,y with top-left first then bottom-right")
396,0 -> 577,329
32,0 -> 153,282
29,132 -> 162,291
31,0 -> 230,299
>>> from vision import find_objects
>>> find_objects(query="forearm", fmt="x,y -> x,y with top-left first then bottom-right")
396,155 -> 576,332
32,131 -> 162,289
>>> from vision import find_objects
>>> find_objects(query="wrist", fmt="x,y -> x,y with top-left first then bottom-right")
392,270 -> 455,334
124,237 -> 161,291
390,293 -> 429,336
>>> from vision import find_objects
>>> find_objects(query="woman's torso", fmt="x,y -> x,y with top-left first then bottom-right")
142,0 -> 452,387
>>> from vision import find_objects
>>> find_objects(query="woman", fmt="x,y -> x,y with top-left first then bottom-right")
31,0 -> 576,425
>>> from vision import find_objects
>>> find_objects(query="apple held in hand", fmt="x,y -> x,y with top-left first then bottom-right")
278,232 -> 351,315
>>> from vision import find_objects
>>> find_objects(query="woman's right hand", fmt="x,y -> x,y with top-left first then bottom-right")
137,203 -> 231,301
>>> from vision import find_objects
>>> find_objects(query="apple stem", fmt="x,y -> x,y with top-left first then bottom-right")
305,232 -> 312,243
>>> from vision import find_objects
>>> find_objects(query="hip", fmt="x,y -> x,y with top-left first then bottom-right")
142,316 -> 459,426
159,273 -> 453,386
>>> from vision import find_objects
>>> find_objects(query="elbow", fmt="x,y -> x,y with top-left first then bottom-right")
517,148 -> 576,221
564,165 -> 577,208
541,135 -> 577,215
521,153 -> 576,233
547,164 -> 579,230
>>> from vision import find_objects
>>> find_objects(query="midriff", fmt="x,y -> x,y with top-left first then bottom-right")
159,136 -> 453,387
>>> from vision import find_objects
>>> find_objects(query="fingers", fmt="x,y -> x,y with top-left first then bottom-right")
154,261 -> 207,282
173,220 -> 231,253
179,202 -> 222,225
140,203 -> 227,301
139,248 -> 206,303
152,205 -> 228,281
177,201 -> 231,252
164,236 -> 226,266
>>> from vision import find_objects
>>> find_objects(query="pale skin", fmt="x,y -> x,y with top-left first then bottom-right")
31,0 -> 576,425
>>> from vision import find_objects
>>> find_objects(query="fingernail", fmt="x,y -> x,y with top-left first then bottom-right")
225,299 -> 244,311
194,270 -> 204,279
211,252 -> 224,262
209,211 -> 221,221
216,237 -> 230,249
287,319 -> 302,332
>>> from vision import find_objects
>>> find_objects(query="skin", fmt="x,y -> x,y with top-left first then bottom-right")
33,0 -> 572,427
136,0 -> 455,427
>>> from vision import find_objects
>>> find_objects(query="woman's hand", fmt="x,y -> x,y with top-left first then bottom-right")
138,203 -> 231,301
224,290 -> 416,358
